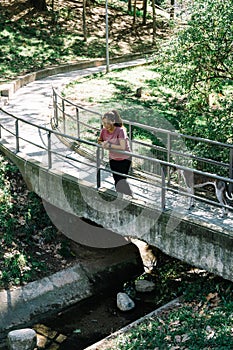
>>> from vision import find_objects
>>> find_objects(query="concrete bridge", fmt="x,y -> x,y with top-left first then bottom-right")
0,58 -> 233,282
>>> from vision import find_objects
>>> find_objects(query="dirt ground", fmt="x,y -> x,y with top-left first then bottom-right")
0,0 -> 171,61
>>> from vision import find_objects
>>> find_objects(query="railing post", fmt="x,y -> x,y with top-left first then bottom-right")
96,146 -> 101,189
100,120 -> 105,161
129,123 -> 133,151
161,164 -> 166,211
229,148 -> 233,193
0,124 -> 1,139
53,89 -> 58,127
167,133 -> 171,185
76,107 -> 80,138
62,99 -> 66,134
15,119 -> 19,152
47,131 -> 52,169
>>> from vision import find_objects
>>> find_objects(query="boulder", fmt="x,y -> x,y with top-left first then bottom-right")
135,279 -> 156,293
7,328 -> 37,350
117,292 -> 135,311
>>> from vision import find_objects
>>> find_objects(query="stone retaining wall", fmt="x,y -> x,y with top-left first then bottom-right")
0,241 -> 139,341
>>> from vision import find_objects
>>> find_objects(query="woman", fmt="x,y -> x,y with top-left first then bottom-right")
98,110 -> 132,196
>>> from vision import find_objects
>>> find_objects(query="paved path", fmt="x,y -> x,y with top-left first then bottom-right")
0,58 -> 232,350
0,59 -> 233,233
0,58 -> 151,176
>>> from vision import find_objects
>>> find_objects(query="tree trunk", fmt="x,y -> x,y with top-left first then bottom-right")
30,0 -> 47,11
152,0 -> 156,43
170,0 -> 175,19
142,0 -> 147,25
133,0 -> 137,25
128,0 -> 132,12
83,0 -> 87,41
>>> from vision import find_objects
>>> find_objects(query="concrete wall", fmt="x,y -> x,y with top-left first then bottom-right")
0,52 -> 152,98
1,144 -> 233,282
0,242 -> 140,340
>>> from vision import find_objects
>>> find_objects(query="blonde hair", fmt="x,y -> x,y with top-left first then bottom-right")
103,110 -> 123,127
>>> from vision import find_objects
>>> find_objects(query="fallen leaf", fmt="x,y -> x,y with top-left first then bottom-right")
175,335 -> 181,343
206,292 -> 218,301
181,334 -> 190,342
164,335 -> 171,341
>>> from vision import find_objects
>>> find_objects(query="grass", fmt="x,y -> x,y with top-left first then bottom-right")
0,152 -> 76,289
114,302 -> 233,349
0,1 -> 233,347
62,65 -> 180,129
102,275 -> 233,350
0,0 -> 168,82
59,63 -> 233,350
61,64 -> 182,150
61,63 -> 233,176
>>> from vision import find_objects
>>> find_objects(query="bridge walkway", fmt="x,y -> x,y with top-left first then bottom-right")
0,59 -> 233,247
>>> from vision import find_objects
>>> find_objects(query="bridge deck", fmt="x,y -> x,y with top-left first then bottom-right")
0,60 -> 233,237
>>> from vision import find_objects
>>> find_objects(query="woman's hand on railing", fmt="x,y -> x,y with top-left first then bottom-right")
97,137 -> 103,144
102,141 -> 110,149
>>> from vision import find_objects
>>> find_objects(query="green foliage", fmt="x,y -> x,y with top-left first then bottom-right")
114,305 -> 233,349
110,276 -> 233,350
58,240 -> 76,258
0,153 -> 75,289
0,14 -> 64,79
0,7 -> 104,81
0,157 -> 16,231
156,0 -> 233,145
0,0 -> 157,82
159,0 -> 233,93
117,301 -> 233,349
0,249 -> 45,287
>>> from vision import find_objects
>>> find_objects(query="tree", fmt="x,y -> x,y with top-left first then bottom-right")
83,0 -> 87,41
157,0 -> 233,143
170,0 -> 174,19
151,0 -> 156,43
128,0 -> 132,12
160,0 -> 233,93
142,0 -> 147,25
30,0 -> 47,11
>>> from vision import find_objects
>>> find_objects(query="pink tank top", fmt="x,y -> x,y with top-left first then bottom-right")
99,127 -> 131,160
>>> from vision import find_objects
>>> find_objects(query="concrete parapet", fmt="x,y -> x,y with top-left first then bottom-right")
1,144 -> 233,282
0,52 -> 152,98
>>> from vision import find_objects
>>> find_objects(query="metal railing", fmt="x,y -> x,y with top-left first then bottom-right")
1,97 -> 233,214
52,87 -> 233,180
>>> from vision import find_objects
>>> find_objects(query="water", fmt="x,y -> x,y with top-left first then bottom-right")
33,287 -> 160,350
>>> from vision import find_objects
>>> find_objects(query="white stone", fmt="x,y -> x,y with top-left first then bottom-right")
135,279 -> 156,292
7,328 -> 37,350
117,292 -> 135,311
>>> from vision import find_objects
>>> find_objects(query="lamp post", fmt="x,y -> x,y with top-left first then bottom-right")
105,0 -> 110,73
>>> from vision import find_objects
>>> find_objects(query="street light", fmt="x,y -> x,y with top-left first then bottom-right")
105,0 -> 110,73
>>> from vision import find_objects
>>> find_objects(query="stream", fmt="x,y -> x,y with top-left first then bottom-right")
33,283 -> 164,350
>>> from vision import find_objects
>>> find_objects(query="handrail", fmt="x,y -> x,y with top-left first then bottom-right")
52,87 -> 233,177
53,88 -> 233,149
51,86 -> 233,213
1,105 -> 233,214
